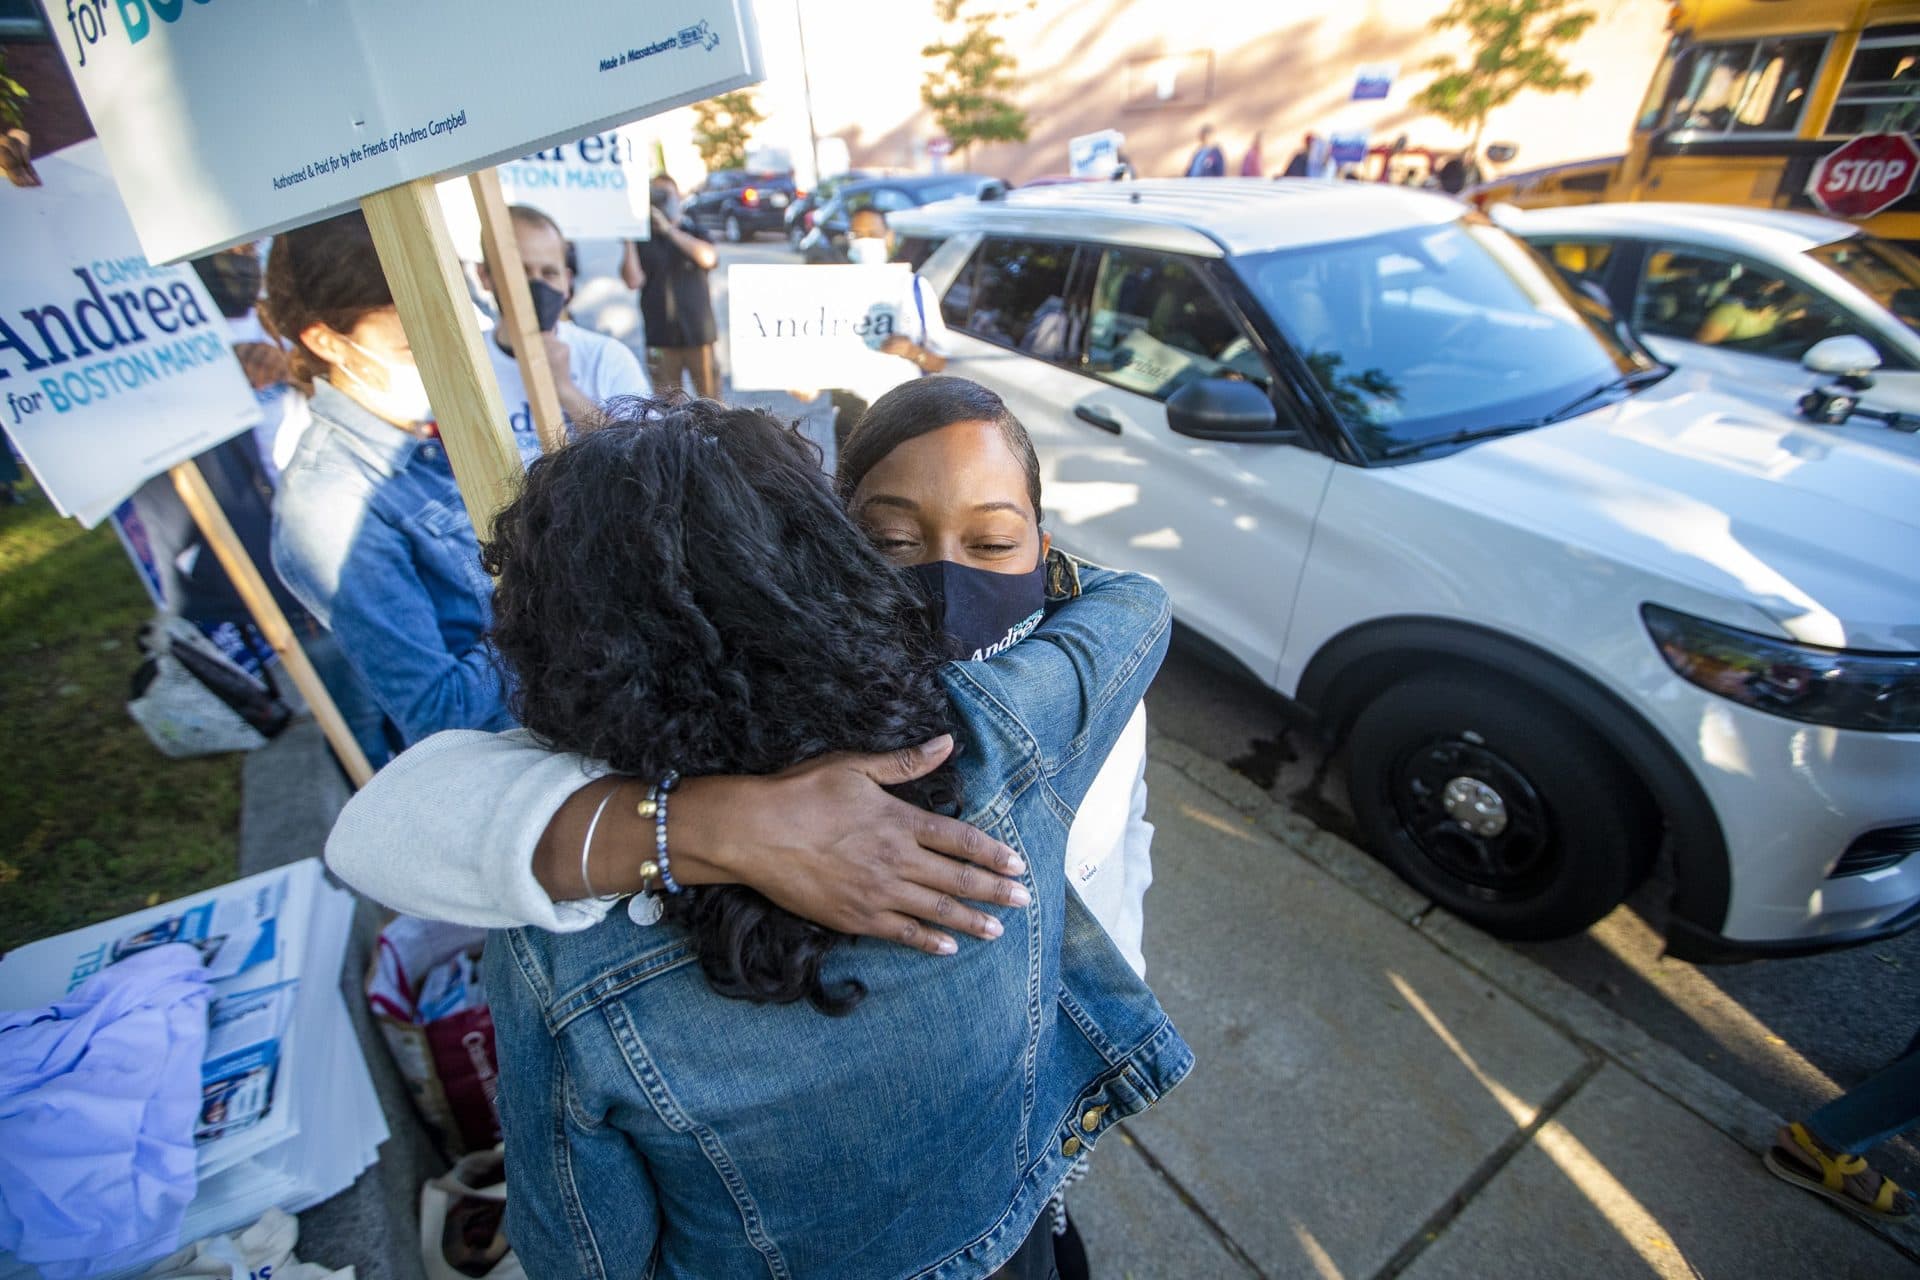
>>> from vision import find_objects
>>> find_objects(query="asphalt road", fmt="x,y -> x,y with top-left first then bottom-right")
586,234 -> 1920,1189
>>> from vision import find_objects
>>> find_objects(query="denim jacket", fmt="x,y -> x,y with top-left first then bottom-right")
488,564 -> 1191,1279
269,382 -> 512,748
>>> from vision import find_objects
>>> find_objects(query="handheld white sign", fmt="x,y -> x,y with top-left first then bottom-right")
727,264 -> 915,392
0,142 -> 258,527
437,127 -> 656,260
48,0 -> 762,262
1069,130 -> 1125,179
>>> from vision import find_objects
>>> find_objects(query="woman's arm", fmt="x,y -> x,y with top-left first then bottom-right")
620,240 -> 645,291
327,519 -> 513,740
325,730 -> 1029,951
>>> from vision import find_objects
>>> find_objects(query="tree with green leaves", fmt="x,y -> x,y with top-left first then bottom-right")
0,48 -> 35,189
692,91 -> 765,174
1414,0 -> 1597,160
921,0 -> 1029,166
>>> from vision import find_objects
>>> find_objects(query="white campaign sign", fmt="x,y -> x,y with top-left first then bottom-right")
1069,130 -> 1124,179
727,264 -> 913,391
437,126 -> 655,259
0,142 -> 258,527
47,0 -> 762,263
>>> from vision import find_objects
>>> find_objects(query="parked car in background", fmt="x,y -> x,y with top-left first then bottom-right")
684,169 -> 798,242
892,179 -> 1920,959
800,173 -> 1003,263
1507,202 -> 1920,423
785,170 -> 879,248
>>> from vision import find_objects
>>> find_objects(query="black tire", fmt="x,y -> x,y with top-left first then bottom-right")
1345,671 -> 1657,940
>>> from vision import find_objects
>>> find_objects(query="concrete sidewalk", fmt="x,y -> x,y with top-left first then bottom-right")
249,711 -> 1920,1279
1073,739 -> 1920,1279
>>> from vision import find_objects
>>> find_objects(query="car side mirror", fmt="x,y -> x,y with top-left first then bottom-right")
1802,334 -> 1881,378
1166,378 -> 1298,443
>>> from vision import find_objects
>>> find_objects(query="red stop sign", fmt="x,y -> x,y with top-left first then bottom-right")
1809,133 -> 1920,219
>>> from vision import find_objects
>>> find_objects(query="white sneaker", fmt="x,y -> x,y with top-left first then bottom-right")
419,1146 -> 526,1280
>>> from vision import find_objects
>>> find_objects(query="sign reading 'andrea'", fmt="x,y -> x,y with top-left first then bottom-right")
0,143 -> 257,526
48,0 -> 763,263
728,264 -> 917,392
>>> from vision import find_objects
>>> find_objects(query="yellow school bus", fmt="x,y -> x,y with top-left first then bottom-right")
1480,0 -> 1920,246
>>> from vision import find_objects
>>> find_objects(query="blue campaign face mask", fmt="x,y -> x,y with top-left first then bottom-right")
909,559 -> 1046,661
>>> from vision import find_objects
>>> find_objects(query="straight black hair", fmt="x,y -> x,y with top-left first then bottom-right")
836,375 -> 1044,518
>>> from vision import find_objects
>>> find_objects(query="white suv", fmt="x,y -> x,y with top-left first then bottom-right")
892,179 -> 1920,959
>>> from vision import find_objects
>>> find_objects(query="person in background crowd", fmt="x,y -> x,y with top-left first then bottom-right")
1240,130 -> 1265,177
1766,1029 -> 1918,1220
1437,153 -> 1480,195
193,243 -> 308,488
265,211 -> 513,762
822,207 -> 950,449
621,175 -> 720,399
1185,124 -> 1226,178
1283,133 -> 1314,177
477,204 -> 650,461
472,398 -> 1184,1277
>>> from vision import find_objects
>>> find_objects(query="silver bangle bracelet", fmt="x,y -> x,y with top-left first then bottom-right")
579,786 -> 620,903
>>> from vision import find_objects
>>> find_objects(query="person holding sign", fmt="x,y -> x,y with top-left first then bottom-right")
469,398 -> 1184,1278
476,204 -> 650,461
823,207 -> 951,448
265,211 -> 513,761
620,175 -> 720,399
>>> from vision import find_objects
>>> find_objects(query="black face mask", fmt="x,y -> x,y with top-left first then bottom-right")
191,252 -> 263,319
527,277 -> 568,332
909,559 -> 1047,661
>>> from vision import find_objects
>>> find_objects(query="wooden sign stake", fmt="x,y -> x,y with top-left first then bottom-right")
470,168 -> 569,454
169,460 -> 374,788
359,178 -> 524,542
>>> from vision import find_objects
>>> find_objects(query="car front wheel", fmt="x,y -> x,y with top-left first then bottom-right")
1345,672 -> 1656,940
725,214 -> 744,243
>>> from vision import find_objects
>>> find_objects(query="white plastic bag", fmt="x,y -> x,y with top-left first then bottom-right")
125,616 -> 285,758
135,1207 -> 352,1280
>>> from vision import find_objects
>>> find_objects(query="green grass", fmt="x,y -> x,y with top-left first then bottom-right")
0,480 -> 241,955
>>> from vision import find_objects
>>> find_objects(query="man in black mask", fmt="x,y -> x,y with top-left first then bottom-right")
477,205 -> 652,461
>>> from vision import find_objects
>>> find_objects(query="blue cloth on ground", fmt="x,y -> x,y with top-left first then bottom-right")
0,943 -> 213,1279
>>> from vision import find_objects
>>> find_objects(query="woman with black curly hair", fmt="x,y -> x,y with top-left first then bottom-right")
480,398 -> 1188,1277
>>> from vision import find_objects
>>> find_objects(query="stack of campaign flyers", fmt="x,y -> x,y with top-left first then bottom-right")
0,859 -> 386,1277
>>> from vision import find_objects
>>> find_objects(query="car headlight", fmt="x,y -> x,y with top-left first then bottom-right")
1643,604 -> 1920,733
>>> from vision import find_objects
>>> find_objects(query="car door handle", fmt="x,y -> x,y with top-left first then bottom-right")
1074,404 -> 1123,435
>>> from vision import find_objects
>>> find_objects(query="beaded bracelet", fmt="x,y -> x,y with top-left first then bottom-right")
655,769 -> 683,895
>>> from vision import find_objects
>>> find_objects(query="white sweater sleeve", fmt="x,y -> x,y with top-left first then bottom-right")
325,728 -> 616,931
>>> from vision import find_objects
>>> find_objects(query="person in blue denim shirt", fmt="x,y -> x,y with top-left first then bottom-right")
480,400 -> 1190,1278
264,212 -> 514,760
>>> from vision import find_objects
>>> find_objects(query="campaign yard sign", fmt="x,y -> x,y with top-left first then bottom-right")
727,264 -> 913,392
47,0 -> 762,263
0,142 -> 257,527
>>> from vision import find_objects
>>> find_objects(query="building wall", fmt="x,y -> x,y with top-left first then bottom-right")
700,0 -> 1673,187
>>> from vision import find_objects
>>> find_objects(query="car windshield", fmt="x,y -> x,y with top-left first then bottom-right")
1806,235 -> 1920,339
1234,217 -> 1645,459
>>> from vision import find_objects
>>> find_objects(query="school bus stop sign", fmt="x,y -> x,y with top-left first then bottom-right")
1808,133 -> 1920,220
